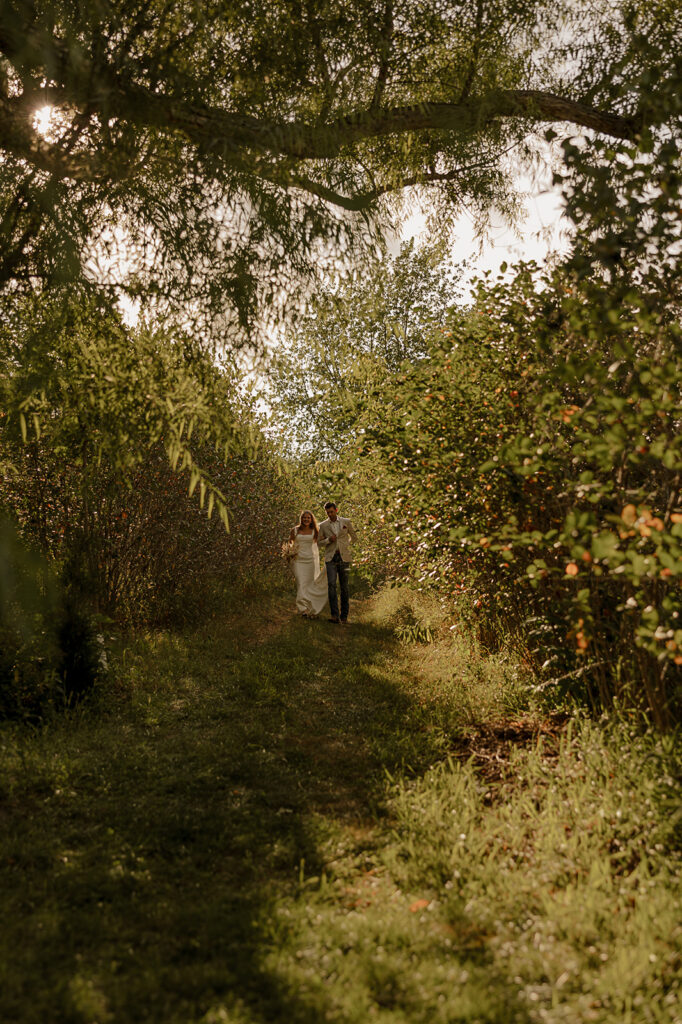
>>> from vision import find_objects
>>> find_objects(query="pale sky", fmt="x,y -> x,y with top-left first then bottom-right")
121,182 -> 570,331
400,176 -> 571,300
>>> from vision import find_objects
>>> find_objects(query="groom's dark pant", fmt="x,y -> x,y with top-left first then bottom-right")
326,555 -> 349,620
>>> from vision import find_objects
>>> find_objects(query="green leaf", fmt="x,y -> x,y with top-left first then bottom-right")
591,532 -> 620,561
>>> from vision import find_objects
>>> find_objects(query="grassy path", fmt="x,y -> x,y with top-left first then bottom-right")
0,587 -> 680,1023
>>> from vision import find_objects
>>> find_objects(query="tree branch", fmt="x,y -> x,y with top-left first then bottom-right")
0,32 -> 651,191
303,0 -> 334,119
287,161 -> 515,212
300,91 -> 644,154
459,0 -> 484,102
98,87 -> 647,162
370,0 -> 393,109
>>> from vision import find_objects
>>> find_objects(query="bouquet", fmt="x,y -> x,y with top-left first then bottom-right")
281,539 -> 297,565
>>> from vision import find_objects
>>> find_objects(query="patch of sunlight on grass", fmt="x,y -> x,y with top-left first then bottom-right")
365,584 -> 448,635
269,718 -> 680,1023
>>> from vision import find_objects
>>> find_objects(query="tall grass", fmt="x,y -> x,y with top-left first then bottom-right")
0,584 -> 679,1023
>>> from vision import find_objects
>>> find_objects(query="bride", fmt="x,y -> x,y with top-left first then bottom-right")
288,510 -> 329,617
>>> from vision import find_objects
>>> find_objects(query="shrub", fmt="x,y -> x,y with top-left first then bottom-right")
0,520 -> 103,720
2,439 -> 301,626
0,295 -> 303,625
355,85 -> 682,726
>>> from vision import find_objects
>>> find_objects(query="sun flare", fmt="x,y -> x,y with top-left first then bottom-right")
33,105 -> 56,136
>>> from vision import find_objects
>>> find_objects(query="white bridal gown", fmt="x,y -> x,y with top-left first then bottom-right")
292,532 -> 329,616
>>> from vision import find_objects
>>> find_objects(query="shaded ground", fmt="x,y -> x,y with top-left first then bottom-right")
0,592 -> 458,1023
0,587 -> 679,1024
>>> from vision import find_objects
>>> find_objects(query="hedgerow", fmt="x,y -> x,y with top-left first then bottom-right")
356,93 -> 682,726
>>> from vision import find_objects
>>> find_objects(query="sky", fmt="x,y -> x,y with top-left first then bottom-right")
399,174 -> 572,301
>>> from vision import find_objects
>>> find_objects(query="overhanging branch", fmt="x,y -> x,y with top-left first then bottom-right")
287,169 -> 467,210
0,8 -> 663,192
0,26 -> 654,193
98,86 -> 645,159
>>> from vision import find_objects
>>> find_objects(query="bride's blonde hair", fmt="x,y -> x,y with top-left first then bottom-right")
295,510 -> 319,541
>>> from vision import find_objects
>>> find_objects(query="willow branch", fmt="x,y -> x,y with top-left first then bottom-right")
370,0 -> 393,109
101,88 -> 648,161
459,0 -> 484,102
287,164 -> 503,211
0,68 -> 653,189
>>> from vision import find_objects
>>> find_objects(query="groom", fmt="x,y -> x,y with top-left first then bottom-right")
317,501 -> 356,624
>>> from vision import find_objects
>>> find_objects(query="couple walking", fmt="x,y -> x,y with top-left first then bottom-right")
288,502 -> 356,623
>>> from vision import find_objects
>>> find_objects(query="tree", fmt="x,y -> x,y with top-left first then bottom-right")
0,0 -> 680,343
0,290 -> 252,522
268,238 -> 461,458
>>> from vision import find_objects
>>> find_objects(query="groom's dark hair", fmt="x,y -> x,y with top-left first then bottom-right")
324,501 -> 337,511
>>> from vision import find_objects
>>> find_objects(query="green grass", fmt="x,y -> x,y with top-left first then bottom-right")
0,584 -> 680,1023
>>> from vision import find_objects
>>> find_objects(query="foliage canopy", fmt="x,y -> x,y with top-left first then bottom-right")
0,0 -> 680,342
268,239 -> 461,458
